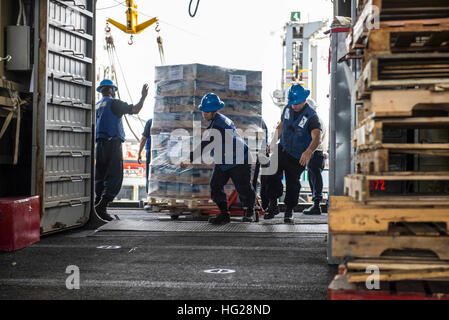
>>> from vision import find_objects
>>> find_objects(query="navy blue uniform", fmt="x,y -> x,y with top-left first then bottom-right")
142,118 -> 153,194
307,150 -> 325,203
267,104 -> 321,210
191,113 -> 255,210
95,97 -> 133,204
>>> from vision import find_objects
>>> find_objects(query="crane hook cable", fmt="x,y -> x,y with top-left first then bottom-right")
155,23 -> 166,65
105,26 -> 145,129
104,32 -> 145,141
109,33 -> 148,129
188,0 -> 200,17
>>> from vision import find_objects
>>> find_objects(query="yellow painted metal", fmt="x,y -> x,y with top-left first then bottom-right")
107,0 -> 158,35
284,82 -> 308,86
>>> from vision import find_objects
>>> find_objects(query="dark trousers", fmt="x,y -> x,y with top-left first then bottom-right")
210,164 -> 256,209
260,174 -> 270,210
307,151 -> 325,203
267,148 -> 305,210
145,155 -> 151,195
95,139 -> 124,203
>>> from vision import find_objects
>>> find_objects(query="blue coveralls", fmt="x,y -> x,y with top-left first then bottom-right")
267,103 -> 318,210
95,97 -> 127,204
142,119 -> 153,194
192,113 -> 256,210
307,149 -> 325,203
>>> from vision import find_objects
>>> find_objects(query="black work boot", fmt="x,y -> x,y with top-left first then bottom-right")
209,204 -> 231,225
302,201 -> 322,215
284,208 -> 294,224
95,198 -> 114,221
263,200 -> 280,220
242,207 -> 255,222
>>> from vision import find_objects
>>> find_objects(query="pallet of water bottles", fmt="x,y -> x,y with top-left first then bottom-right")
148,63 -> 264,202
154,64 -> 263,102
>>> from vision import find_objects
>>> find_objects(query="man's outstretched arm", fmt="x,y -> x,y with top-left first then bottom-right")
131,84 -> 149,114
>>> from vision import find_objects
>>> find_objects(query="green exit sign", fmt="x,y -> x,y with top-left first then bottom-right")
290,12 -> 301,22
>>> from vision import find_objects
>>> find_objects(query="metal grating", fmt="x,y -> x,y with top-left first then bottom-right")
98,220 -> 328,234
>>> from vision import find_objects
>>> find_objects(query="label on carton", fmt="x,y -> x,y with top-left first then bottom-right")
229,75 -> 247,91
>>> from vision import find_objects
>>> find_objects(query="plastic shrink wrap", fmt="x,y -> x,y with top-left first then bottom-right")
148,64 -> 266,200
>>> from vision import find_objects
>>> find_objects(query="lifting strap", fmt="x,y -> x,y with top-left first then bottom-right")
104,23 -> 145,141
155,23 -> 166,65
0,89 -> 26,165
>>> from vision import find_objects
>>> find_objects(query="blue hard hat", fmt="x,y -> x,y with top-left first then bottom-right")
198,93 -> 224,112
96,79 -> 118,93
288,84 -> 310,105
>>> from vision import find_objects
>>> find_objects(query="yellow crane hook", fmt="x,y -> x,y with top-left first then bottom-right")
107,0 -> 158,35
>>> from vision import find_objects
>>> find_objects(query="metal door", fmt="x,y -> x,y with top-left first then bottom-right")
33,0 -> 95,234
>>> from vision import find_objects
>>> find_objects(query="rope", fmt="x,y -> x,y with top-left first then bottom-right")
104,27 -> 144,141
0,89 -> 26,165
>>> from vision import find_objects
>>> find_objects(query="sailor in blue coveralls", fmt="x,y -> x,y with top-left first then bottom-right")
265,84 -> 322,223
181,93 -> 256,225
94,79 -> 149,221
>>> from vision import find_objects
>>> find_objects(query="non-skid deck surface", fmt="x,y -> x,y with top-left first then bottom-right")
98,219 -> 328,234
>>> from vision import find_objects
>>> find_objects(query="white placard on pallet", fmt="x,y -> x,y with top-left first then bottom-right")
229,74 -> 247,91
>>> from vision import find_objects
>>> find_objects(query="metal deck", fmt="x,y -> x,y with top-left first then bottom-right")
98,210 -> 328,234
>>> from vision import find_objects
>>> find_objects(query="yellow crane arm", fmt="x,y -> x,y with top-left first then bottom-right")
107,0 -> 158,35
135,17 -> 159,34
106,18 -> 127,34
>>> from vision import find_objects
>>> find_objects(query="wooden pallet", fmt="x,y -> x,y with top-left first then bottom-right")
357,89 -> 449,120
328,274 -> 449,300
149,196 -> 215,210
355,53 -> 449,100
353,117 -> 449,150
355,143 -> 449,156
355,148 -> 449,174
344,173 -> 449,205
331,233 -> 449,261
342,258 -> 449,283
329,196 -> 449,235
346,257 -> 449,272
365,24 -> 449,55
350,0 -> 449,52
351,20 -> 449,54
356,0 -> 449,20
355,148 -> 395,174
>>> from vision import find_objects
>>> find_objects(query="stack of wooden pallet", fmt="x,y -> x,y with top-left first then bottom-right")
329,0 -> 449,288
